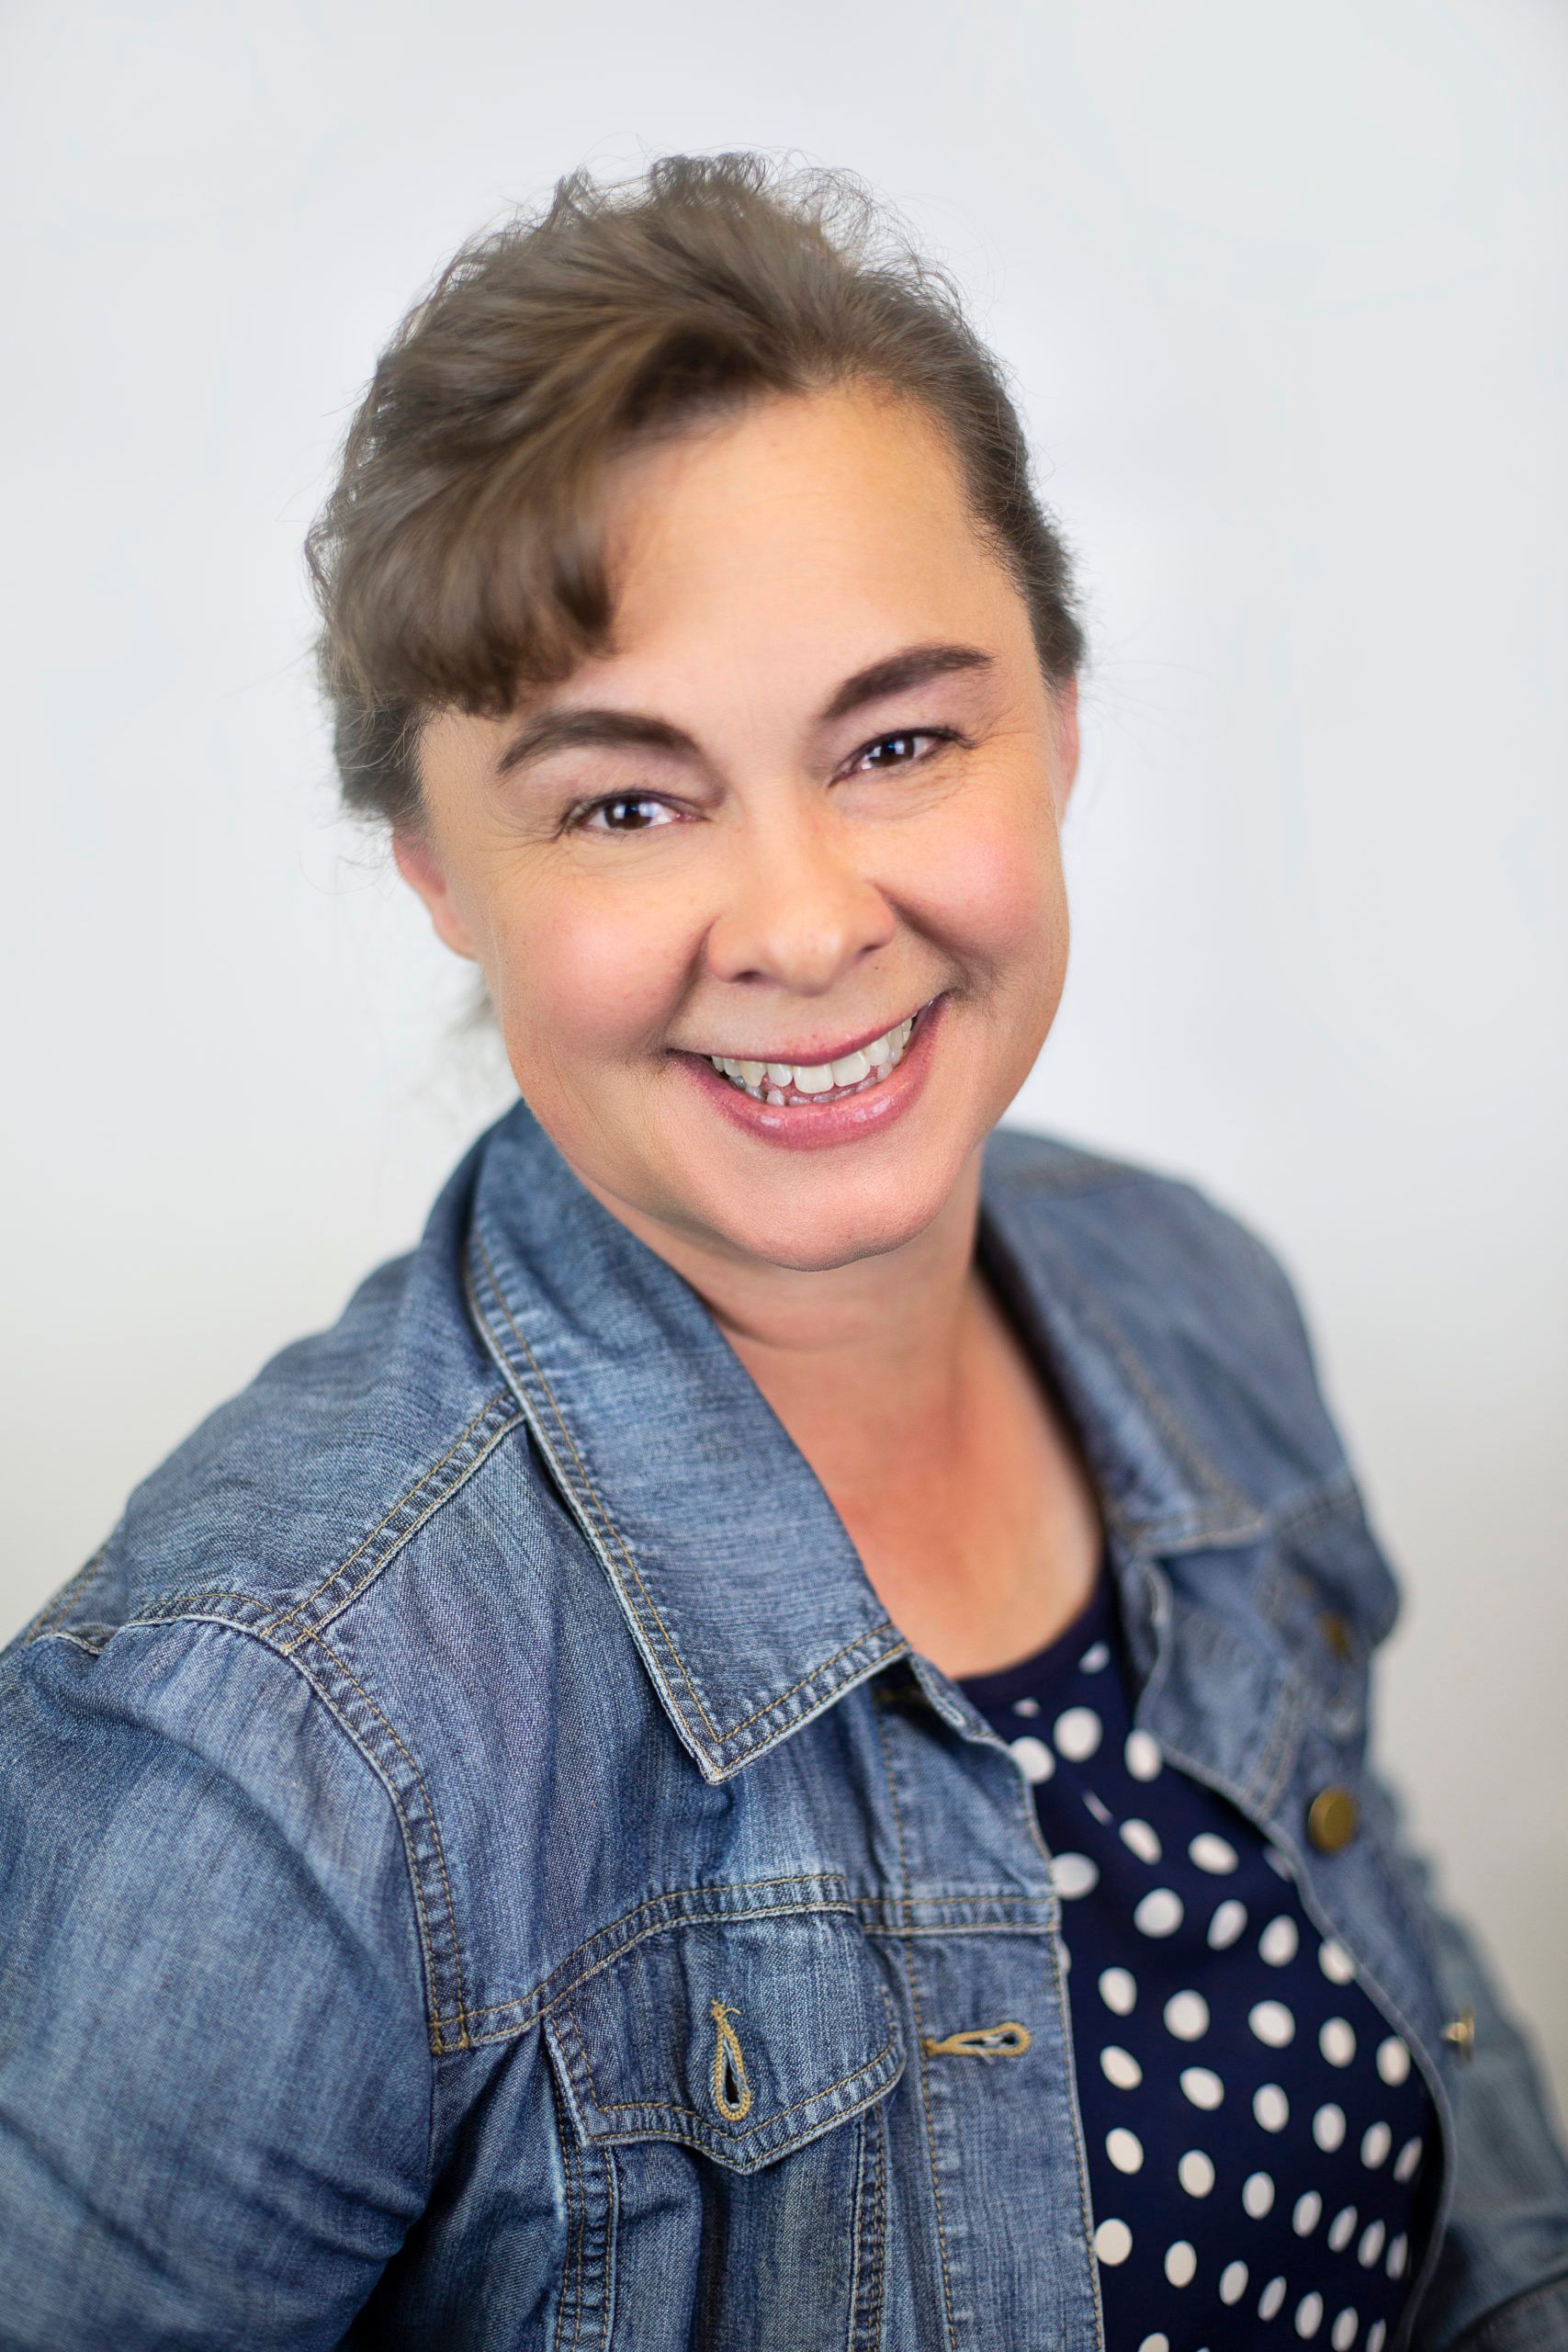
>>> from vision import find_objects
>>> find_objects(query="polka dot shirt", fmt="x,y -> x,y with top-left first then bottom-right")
956,1555 -> 1442,2351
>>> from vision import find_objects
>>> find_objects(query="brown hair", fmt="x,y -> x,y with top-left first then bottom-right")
305,149 -> 1088,838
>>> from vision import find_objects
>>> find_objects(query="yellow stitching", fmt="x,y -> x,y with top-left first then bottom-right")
472,1237 -> 722,1741
709,2000 -> 752,2121
263,1396 -> 513,1639
562,1984 -> 898,2131
475,1231 -> 903,1753
875,1706 -> 960,2349
921,2020 -> 1032,2057
293,1627 -> 471,2047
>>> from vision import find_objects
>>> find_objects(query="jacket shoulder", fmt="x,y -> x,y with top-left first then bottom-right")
8,1145 -> 530,1661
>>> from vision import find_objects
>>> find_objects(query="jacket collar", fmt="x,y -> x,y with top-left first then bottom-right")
462,1094 -> 1267,1782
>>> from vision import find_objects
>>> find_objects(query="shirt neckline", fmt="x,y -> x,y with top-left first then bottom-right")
954,1544 -> 1115,1711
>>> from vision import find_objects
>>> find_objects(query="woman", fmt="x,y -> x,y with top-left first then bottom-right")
2,153 -> 1564,2352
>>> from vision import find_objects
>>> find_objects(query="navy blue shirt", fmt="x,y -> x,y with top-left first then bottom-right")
959,1555 -> 1443,2352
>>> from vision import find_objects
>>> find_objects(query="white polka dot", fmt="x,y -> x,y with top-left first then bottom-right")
1165,2239 -> 1197,2287
1107,2126 -> 1144,2173
1249,1999 -> 1296,2048
1165,1990 -> 1210,2041
1138,2338 -> 1169,2352
1180,2065 -> 1224,2109
1393,2134 -> 1423,2182
1095,2217 -> 1133,2265
1179,2148 -> 1215,2196
1054,1851 -> 1099,1899
1060,1939 -> 1073,1973
1134,1887 -> 1184,1937
1125,1728 -> 1162,1780
1220,2259 -> 1249,2304
1247,2087 -> 1285,2139
1208,1898 -> 1248,1949
1265,1846 -> 1294,1879
1331,2310 -> 1359,2350
1259,2277 -> 1288,2321
1055,1705 -> 1102,1760
1122,1817 -> 1162,1863
1387,2233 -> 1408,2279
1368,2324 -> 1386,2352
1010,1736 -> 1055,1783
1100,1965 -> 1137,2017
1292,2188 -> 1322,2233
1376,2036 -> 1411,2086
1320,2017 -> 1356,2066
1314,2102 -> 1347,2152
1318,1938 -> 1355,1984
1190,1832 -> 1239,1873
1360,2120 -> 1392,2168
1327,2206 -> 1358,2253
1080,1639 -> 1111,1672
1259,1914 -> 1300,1966
1243,2170 -> 1276,2218
1358,2219 -> 1386,2267
1101,2044 -> 1143,2089
1297,2290 -> 1325,2338
1084,1789 -> 1114,1826
1011,1695 -> 1041,1717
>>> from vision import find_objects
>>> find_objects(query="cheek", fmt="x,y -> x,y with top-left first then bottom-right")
491,885 -> 687,1055
919,794 -> 1064,963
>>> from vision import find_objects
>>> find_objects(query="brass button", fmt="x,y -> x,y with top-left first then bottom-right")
1306,1785 -> 1359,1852
1318,1610 -> 1355,1662
1441,2006 -> 1476,2063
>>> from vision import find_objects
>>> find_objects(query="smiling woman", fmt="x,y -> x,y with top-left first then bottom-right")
2,150 -> 1565,2352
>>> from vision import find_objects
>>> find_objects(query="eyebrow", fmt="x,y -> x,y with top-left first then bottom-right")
492,640 -> 997,778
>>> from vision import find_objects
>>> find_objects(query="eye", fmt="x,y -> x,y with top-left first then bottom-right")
847,728 -> 961,775
568,793 -> 678,836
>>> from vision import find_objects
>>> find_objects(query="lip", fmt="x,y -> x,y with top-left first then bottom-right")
682,997 -> 941,1071
671,991 -> 949,1153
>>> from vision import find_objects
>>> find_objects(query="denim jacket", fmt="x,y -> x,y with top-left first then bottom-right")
3,1095 -> 1566,2351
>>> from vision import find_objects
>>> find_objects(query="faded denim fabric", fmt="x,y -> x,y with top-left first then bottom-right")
3,1096 -> 1566,2350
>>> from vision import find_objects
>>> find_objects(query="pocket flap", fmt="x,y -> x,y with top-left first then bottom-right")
544,1905 -> 903,2172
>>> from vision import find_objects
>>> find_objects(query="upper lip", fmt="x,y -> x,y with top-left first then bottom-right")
682,994 -> 940,1068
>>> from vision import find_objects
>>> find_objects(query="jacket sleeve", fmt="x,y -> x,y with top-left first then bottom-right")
0,1607 -> 434,2349
1357,1760 -> 1568,2352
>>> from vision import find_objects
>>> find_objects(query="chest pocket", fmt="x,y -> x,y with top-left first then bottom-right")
542,1899 -> 904,2349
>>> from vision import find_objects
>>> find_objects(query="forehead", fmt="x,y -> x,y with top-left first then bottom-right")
596,383 -> 1014,657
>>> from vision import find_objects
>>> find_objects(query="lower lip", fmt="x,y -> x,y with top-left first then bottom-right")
671,994 -> 949,1153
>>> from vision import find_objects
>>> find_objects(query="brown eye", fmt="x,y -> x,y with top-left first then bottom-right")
852,728 -> 958,774
572,794 -> 673,834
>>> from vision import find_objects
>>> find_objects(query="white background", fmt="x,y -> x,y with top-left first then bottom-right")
3,2 -> 1564,2119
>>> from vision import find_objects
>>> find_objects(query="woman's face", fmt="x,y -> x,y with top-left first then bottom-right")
400,382 -> 1078,1278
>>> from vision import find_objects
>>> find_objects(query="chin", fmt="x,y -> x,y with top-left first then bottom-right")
716,1169 -> 956,1275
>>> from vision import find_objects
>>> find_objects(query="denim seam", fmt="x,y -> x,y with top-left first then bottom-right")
558,1974 -> 899,2133
874,1703 -> 961,2352
18,1542 -> 111,1645
547,2054 -> 588,2352
290,1623 -> 471,2048
468,1231 -> 723,1747
851,2095 -> 889,2352
265,1393 -> 524,1647
448,1888 -> 860,2047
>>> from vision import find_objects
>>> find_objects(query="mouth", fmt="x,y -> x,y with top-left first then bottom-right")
687,995 -> 942,1109
670,992 -> 950,1151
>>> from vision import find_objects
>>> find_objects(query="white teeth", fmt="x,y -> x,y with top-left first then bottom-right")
706,1006 -> 927,1103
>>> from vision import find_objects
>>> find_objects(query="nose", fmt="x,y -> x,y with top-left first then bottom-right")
702,798 -> 897,996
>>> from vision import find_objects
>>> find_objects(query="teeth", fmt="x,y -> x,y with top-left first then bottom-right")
706,1010 -> 923,1104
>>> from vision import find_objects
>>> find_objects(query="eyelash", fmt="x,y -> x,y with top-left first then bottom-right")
563,727 -> 965,837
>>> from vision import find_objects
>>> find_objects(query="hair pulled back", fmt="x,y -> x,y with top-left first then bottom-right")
306,150 -> 1087,835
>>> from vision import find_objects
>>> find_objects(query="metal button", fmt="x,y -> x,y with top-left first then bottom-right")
1441,2005 -> 1476,2063
1318,1609 -> 1355,1662
1306,1785 -> 1359,1852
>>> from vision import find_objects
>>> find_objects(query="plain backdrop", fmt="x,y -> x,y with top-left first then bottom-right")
3,0 -> 1564,2120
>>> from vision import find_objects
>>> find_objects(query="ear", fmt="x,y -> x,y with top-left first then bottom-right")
392,828 -> 481,962
1051,673 -> 1080,819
